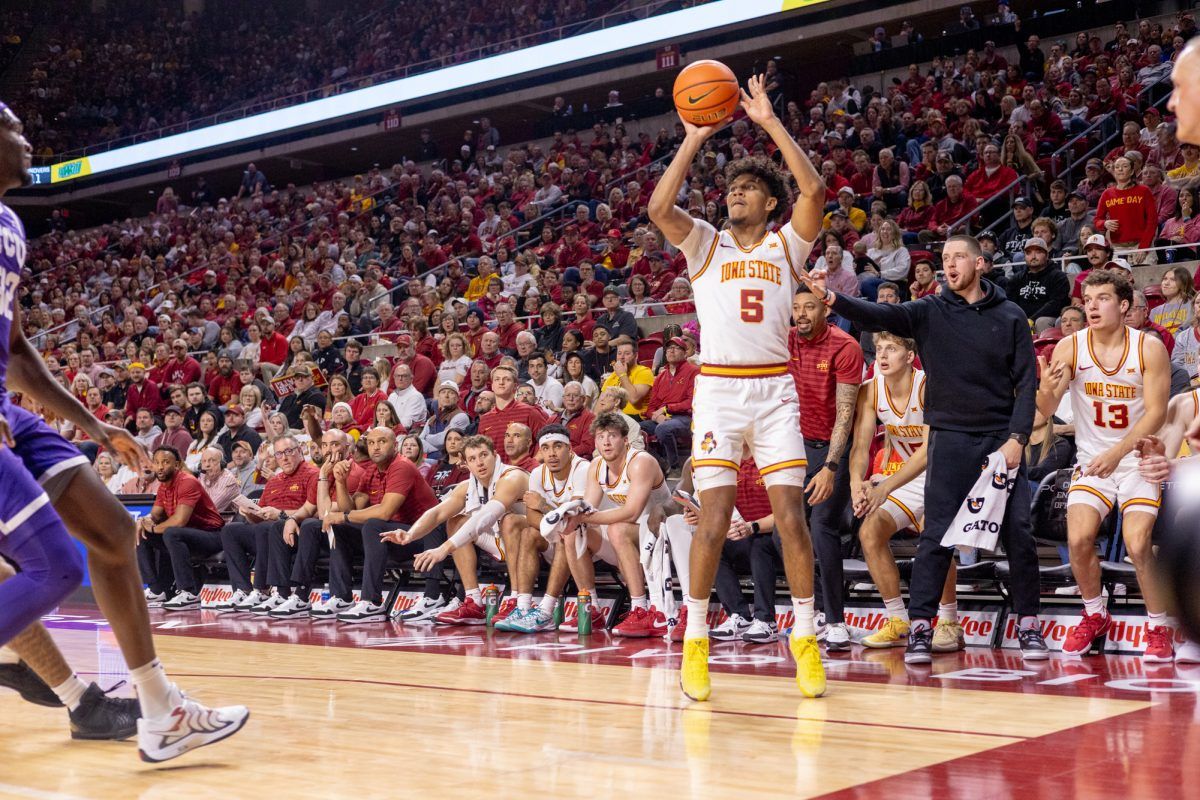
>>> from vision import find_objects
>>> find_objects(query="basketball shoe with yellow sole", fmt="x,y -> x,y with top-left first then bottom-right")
861,616 -> 910,648
680,637 -> 711,701
790,634 -> 826,698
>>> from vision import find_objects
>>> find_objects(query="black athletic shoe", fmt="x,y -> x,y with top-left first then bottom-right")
69,682 -> 142,741
0,661 -> 62,707
1018,625 -> 1051,661
904,626 -> 933,664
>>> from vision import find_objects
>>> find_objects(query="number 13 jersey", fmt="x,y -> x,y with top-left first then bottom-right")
678,219 -> 812,366
1067,327 -> 1147,464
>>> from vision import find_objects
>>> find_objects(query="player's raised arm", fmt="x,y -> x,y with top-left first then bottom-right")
739,74 -> 824,242
648,115 -> 723,247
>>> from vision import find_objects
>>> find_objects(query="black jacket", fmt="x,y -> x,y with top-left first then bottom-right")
831,279 -> 1036,437
1009,264 -> 1072,321
279,387 -> 327,429
217,426 -> 263,463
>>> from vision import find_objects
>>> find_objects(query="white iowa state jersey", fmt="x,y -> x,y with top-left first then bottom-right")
464,463 -> 526,516
595,449 -> 671,523
678,219 -> 813,366
873,369 -> 927,460
529,456 -> 590,508
1068,327 -> 1147,462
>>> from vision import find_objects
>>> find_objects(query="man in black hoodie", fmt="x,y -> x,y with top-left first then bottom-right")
1009,237 -> 1072,329
804,234 -> 1049,663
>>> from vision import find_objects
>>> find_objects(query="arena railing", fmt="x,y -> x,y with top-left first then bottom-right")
35,0 -> 701,164
947,70 -> 1175,240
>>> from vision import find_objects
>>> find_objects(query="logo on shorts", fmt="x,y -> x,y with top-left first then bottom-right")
700,431 -> 717,454
967,497 -> 985,514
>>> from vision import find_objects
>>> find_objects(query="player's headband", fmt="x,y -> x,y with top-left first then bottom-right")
539,432 -> 571,446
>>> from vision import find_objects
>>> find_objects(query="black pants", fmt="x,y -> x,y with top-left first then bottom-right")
714,534 -> 781,622
804,439 -> 853,625
281,518 -> 333,597
330,522 -> 368,601
358,519 -> 448,605
219,521 -> 278,593
910,429 -> 1040,621
162,526 -> 223,594
137,535 -> 174,595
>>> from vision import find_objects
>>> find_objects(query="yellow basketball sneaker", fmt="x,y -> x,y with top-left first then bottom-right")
790,634 -> 826,698
680,637 -> 711,701
861,616 -> 911,648
932,619 -> 966,652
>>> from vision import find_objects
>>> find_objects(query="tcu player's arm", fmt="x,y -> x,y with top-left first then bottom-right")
648,117 -> 722,247
580,454 -> 659,526
1035,338 -> 1074,419
1158,391 -> 1200,457
395,481 -> 469,545
8,298 -> 148,469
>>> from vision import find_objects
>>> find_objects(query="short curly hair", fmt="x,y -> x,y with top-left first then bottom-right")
723,156 -> 791,221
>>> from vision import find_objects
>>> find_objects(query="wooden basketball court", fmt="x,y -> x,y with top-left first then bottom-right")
1,605 -> 1196,799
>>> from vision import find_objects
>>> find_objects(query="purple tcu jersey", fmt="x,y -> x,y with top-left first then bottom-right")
0,200 -> 26,400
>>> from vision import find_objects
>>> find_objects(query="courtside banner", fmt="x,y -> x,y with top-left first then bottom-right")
996,608 -> 1186,653
38,0 -> 820,185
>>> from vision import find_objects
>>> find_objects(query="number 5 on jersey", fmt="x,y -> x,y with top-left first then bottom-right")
740,288 -> 764,323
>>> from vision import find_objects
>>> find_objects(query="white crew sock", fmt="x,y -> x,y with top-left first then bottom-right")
685,596 -> 709,639
883,596 -> 909,622
1148,611 -> 1168,628
517,593 -> 533,612
791,596 -> 816,638
1083,596 -> 1106,616
937,602 -> 959,624
51,674 -> 89,711
466,588 -> 482,604
539,594 -> 559,615
0,646 -> 19,664
129,659 -> 174,720
631,594 -> 649,610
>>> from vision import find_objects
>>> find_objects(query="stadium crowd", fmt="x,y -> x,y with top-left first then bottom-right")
9,0 -> 713,158
6,10 -> 1200,643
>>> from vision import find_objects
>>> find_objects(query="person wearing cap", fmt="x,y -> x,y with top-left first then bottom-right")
594,286 -> 638,345
1095,156 -> 1158,264
997,196 -> 1037,263
278,366 -> 327,429
823,186 -> 866,232
217,404 -> 263,463
1058,190 -> 1096,253
1071,233 -> 1115,301
1076,158 -> 1110,206
641,337 -> 699,473
151,405 -> 194,456
163,339 -> 202,387
207,351 -> 243,408
227,439 -> 258,494
1009,237 -> 1072,328
99,365 -> 128,412
418,381 -> 470,460
597,228 -> 630,279
393,333 -> 437,396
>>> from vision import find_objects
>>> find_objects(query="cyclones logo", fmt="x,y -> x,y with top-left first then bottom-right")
700,431 -> 717,454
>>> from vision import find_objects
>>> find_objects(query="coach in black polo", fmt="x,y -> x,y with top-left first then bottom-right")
804,234 -> 1049,662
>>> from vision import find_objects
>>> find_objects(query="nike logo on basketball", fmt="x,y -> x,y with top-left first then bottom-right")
688,88 -> 717,104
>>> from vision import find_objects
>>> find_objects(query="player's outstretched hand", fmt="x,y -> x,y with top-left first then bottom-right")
1136,435 -> 1172,483
95,422 -> 150,472
796,264 -> 829,298
1037,355 -> 1068,393
680,116 -> 727,143
414,544 -> 450,572
739,74 -> 776,128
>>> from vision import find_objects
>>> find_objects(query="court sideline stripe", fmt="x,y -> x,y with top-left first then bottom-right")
158,671 -> 1030,741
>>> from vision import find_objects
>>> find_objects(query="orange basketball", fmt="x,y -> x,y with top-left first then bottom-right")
673,60 -> 739,127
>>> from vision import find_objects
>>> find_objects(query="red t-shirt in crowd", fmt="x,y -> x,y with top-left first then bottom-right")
359,455 -> 438,523
553,408 -> 595,458
477,400 -> 549,458
788,324 -> 865,441
208,372 -> 243,406
259,332 -> 290,365
156,471 -> 225,531
1094,184 -> 1157,248
259,461 -> 319,511
163,357 -> 203,387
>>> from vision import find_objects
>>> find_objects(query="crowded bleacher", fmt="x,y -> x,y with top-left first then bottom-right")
6,3 -> 1200,629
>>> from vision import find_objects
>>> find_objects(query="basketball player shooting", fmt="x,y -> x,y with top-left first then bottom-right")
649,73 -> 826,702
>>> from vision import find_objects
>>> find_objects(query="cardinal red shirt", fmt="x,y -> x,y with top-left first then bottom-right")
788,324 -> 864,441
735,458 -> 771,522
477,400 -> 548,458
156,471 -> 225,531
1094,184 -> 1157,248
259,462 -> 319,511
360,455 -> 438,523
